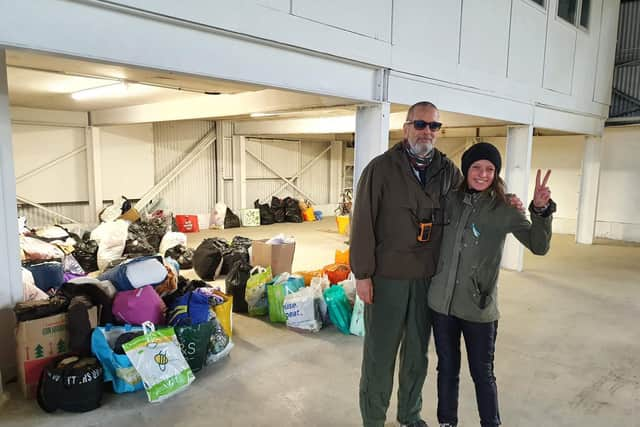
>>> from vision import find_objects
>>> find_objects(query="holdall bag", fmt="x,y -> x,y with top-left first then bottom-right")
99,255 -> 167,292
113,285 -> 167,326
37,355 -> 104,413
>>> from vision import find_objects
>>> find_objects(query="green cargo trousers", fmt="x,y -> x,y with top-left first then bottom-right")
359,276 -> 431,427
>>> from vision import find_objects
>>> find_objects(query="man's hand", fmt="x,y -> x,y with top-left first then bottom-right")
356,278 -> 374,304
506,193 -> 525,213
533,169 -> 552,208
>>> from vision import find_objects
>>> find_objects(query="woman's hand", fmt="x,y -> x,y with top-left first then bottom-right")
533,169 -> 552,208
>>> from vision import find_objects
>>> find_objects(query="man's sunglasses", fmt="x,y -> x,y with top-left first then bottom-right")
405,120 -> 443,131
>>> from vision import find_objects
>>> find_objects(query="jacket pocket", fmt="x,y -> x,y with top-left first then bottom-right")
470,277 -> 492,310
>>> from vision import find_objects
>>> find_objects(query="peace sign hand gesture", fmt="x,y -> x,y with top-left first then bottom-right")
533,169 -> 552,208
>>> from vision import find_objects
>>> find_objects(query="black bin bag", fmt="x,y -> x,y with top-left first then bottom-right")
254,199 -> 275,225
270,197 -> 286,223
193,238 -> 228,281
225,259 -> 253,313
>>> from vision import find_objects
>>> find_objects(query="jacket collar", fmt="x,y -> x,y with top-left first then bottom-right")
389,141 -> 446,178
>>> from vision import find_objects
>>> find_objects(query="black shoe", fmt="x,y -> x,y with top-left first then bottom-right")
403,421 -> 428,427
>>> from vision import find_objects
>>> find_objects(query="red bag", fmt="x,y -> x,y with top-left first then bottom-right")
175,215 -> 199,233
323,263 -> 351,284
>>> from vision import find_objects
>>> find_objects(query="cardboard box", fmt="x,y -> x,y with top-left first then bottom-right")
251,239 -> 296,275
15,307 -> 98,398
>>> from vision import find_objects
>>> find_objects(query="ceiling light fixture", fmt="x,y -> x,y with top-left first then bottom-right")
250,112 -> 280,118
71,82 -> 129,100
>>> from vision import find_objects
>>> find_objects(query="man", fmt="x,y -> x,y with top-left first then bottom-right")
351,101 -> 462,427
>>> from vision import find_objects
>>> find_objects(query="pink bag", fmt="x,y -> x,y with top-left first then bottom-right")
112,286 -> 166,326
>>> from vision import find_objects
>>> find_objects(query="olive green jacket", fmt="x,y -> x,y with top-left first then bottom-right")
350,143 -> 461,280
428,190 -> 553,322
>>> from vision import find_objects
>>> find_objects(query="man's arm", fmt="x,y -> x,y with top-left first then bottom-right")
349,162 -> 381,304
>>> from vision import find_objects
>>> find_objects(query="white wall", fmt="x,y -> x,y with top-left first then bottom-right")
101,124 -> 154,201
439,135 -> 584,236
13,124 -> 88,203
11,115 -> 156,226
596,126 -> 640,242
0,0 -> 620,132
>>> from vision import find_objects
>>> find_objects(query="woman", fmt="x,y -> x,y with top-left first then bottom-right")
428,142 -> 554,427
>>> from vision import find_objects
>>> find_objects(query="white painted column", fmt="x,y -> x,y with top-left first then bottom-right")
501,125 -> 534,271
576,136 -> 603,244
232,135 -> 246,211
215,121 -> 233,204
354,103 -> 390,192
0,49 -> 22,383
86,126 -> 103,221
329,140 -> 343,204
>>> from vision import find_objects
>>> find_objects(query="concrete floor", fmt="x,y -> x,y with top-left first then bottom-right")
1,218 -> 639,426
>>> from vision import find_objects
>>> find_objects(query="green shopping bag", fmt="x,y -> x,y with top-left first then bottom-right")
323,285 -> 353,335
245,266 -> 272,316
267,274 -> 305,323
174,322 -> 214,373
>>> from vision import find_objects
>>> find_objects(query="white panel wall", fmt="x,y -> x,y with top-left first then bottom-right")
596,126 -> 640,242
594,0 -> 622,104
543,18 -> 578,94
508,0 -> 547,85
243,138 -> 333,208
0,0 -> 621,131
298,141 -> 331,204
153,120 -> 216,215
12,124 -> 87,202
459,0 -> 511,77
101,124 -> 154,201
391,0 -> 461,81
292,0 -> 392,41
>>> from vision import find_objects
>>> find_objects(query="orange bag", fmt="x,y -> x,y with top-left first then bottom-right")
295,270 -> 324,286
334,249 -> 349,265
323,263 -> 351,284
302,207 -> 316,222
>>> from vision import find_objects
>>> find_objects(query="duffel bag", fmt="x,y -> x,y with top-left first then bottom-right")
37,355 -> 103,413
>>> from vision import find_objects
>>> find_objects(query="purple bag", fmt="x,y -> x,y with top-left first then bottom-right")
112,286 -> 166,326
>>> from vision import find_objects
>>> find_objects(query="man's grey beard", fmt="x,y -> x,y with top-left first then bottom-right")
408,141 -> 434,158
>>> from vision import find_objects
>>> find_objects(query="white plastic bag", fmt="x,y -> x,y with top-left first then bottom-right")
350,294 -> 365,337
338,272 -> 357,306
92,220 -> 129,271
284,287 -> 321,333
310,277 -> 330,325
266,233 -> 295,245
211,202 -> 227,229
122,322 -> 195,403
159,232 -> 187,256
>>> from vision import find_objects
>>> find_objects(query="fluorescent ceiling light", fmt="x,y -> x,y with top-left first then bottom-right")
250,112 -> 280,118
71,82 -> 128,100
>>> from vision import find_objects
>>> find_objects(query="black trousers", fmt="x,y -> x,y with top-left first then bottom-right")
431,310 -> 500,427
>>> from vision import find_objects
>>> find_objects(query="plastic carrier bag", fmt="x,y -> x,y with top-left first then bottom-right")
283,287 -> 322,332
267,273 -> 304,323
323,285 -> 353,335
349,294 -> 365,337
122,322 -> 195,403
245,266 -> 272,316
